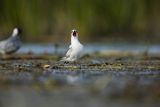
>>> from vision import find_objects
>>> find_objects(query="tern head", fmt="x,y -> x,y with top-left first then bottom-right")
12,27 -> 21,37
71,29 -> 78,37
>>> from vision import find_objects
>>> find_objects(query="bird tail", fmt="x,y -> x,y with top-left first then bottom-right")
60,57 -> 67,61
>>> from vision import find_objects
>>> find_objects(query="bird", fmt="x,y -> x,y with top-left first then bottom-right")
0,28 -> 21,55
61,29 -> 84,61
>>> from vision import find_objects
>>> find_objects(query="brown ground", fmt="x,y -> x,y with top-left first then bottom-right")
0,53 -> 159,107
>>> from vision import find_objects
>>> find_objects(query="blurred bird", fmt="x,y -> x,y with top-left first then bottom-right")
0,28 -> 21,55
61,29 -> 83,61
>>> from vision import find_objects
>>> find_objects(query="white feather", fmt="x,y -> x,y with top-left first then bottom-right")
61,29 -> 83,61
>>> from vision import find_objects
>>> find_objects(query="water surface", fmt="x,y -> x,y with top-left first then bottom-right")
18,43 -> 160,55
0,43 -> 160,107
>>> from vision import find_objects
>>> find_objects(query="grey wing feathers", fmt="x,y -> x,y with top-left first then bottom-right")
61,45 -> 72,61
4,41 -> 19,54
0,37 -> 21,54
66,45 -> 72,57
0,41 -> 5,48
0,40 -> 7,51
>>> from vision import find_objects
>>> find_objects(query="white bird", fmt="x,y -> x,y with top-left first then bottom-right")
61,29 -> 84,61
0,28 -> 21,55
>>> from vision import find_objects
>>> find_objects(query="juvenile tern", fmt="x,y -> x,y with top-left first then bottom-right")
61,29 -> 84,61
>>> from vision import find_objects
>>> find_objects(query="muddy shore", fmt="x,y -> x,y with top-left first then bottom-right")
0,53 -> 160,107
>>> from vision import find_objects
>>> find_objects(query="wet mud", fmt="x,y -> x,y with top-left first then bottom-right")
0,53 -> 160,107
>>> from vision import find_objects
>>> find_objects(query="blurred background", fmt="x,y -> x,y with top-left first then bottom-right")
0,1 -> 160,107
0,0 -> 160,43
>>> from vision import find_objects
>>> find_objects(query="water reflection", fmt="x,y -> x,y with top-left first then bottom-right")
0,43 -> 160,107
18,43 -> 160,55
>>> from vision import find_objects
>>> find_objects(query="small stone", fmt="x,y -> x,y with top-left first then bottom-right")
43,64 -> 50,69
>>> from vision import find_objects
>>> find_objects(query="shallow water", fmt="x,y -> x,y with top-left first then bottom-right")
0,44 -> 160,107
18,43 -> 160,55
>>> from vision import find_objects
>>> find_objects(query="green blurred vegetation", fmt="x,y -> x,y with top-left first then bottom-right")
0,0 -> 160,43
